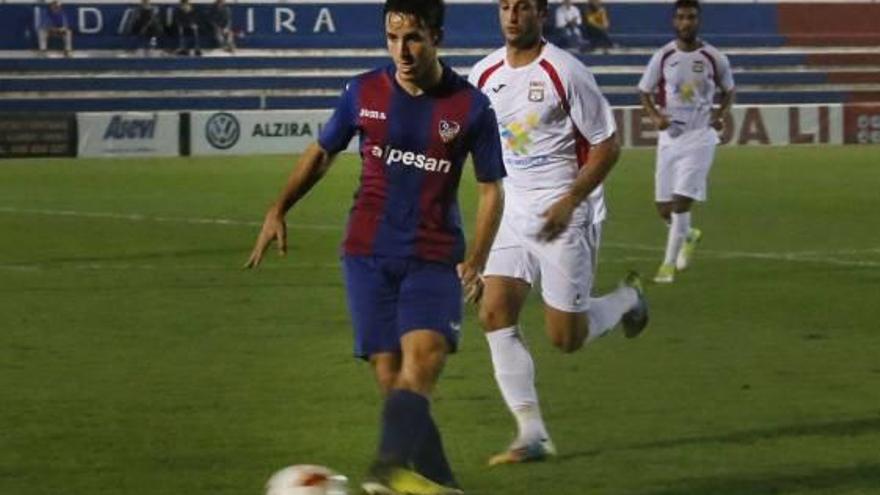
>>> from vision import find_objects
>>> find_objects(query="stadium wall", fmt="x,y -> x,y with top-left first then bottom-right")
187,104 -> 880,154
0,113 -> 77,158
4,103 -> 878,159
3,1 -> 879,49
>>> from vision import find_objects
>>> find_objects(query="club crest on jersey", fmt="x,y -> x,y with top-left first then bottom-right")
438,120 -> 461,143
528,81 -> 545,102
692,60 -> 705,73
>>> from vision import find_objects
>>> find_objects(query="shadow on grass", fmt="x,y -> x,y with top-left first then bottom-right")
637,463 -> 880,495
637,416 -> 880,450
557,416 -> 880,462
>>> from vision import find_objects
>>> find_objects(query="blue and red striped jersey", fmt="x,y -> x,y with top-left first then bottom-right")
318,63 -> 506,265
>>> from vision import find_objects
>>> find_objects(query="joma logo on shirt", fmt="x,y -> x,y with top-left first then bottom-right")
360,108 -> 387,120
372,146 -> 452,173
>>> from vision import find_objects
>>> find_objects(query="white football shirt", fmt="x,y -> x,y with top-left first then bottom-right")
468,42 -> 616,226
638,41 -> 735,147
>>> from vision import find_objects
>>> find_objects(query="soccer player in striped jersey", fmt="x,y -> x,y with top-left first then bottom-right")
469,0 -> 648,466
247,1 -> 505,493
638,0 -> 735,283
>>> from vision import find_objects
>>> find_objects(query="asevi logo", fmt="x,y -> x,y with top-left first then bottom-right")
205,112 -> 240,150
103,114 -> 157,140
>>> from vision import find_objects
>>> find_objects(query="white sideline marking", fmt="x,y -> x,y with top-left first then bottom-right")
705,251 -> 880,268
604,242 -> 880,268
0,206 -> 340,231
1,206 -> 878,270
0,262 -> 341,272
0,258 -> 659,272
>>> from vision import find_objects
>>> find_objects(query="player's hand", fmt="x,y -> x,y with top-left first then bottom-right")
456,259 -> 484,305
245,207 -> 287,269
653,114 -> 671,131
537,194 -> 577,243
710,114 -> 724,131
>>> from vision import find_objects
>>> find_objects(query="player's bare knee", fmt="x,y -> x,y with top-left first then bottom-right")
480,277 -> 529,331
411,347 -> 446,371
545,306 -> 588,353
546,323 -> 585,353
369,355 -> 401,396
672,196 -> 693,213
656,202 -> 672,221
478,303 -> 516,331
397,334 -> 447,391
477,304 -> 496,330
549,332 -> 583,353
374,370 -> 398,396
396,354 -> 445,394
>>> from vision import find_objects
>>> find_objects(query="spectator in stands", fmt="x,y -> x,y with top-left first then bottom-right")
130,0 -> 165,54
208,0 -> 236,53
554,0 -> 586,52
37,0 -> 73,57
583,0 -> 614,52
174,0 -> 202,56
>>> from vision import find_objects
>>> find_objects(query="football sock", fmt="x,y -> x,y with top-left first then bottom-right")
512,405 -> 547,445
377,389 -> 432,467
663,211 -> 691,266
413,418 -> 456,487
486,326 -> 548,443
586,286 -> 638,343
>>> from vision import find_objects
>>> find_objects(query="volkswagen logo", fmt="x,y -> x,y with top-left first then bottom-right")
205,112 -> 240,150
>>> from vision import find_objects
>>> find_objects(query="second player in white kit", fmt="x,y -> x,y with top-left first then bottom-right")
638,0 -> 735,283
469,0 -> 649,466
472,41 -> 613,314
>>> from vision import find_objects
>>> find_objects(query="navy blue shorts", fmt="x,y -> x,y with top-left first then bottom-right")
342,255 -> 462,360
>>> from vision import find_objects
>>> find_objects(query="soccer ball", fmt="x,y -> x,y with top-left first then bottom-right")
265,465 -> 348,495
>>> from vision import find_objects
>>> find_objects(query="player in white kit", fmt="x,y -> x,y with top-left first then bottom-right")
638,0 -> 735,283
468,0 -> 648,465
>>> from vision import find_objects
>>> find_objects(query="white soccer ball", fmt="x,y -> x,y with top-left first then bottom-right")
265,465 -> 349,495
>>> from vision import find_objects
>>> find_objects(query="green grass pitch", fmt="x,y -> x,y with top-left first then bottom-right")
1,145 -> 879,495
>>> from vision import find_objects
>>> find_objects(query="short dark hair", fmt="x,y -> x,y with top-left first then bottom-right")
674,0 -> 701,13
384,0 -> 445,33
535,0 -> 549,13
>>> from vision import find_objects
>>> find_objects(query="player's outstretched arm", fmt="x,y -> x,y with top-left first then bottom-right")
457,180 -> 503,303
245,142 -> 336,268
538,134 -> 620,242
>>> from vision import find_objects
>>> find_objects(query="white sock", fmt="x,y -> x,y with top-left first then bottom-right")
586,286 -> 638,343
486,326 -> 548,443
663,211 -> 690,265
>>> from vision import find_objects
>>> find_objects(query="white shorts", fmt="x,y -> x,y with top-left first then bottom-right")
484,212 -> 602,313
655,142 -> 716,202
